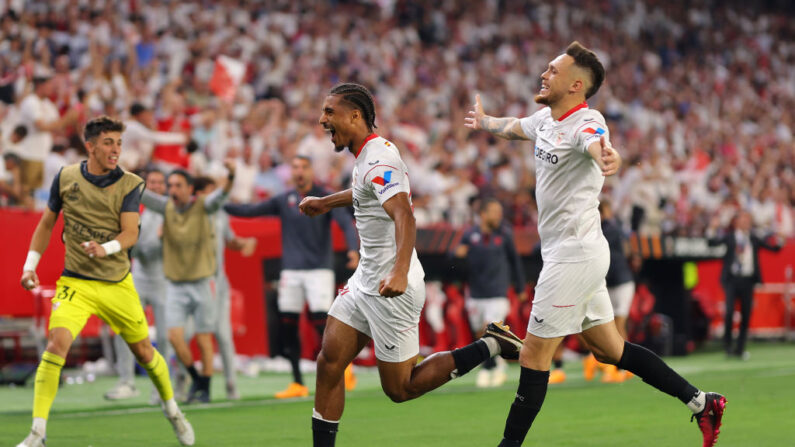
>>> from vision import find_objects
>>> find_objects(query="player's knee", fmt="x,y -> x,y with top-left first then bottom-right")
46,329 -> 73,357
383,386 -> 412,403
129,340 -> 154,363
316,350 -> 340,373
168,330 -> 183,345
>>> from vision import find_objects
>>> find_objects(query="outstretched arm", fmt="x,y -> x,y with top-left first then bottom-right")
141,190 -> 168,214
465,94 -> 529,140
587,135 -> 622,177
299,189 -> 353,217
224,197 -> 279,217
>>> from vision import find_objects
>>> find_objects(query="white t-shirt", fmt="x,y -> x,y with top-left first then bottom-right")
350,135 -> 425,295
18,93 -> 59,162
520,103 -> 609,263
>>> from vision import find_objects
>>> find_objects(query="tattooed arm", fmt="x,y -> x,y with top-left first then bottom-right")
464,94 -> 530,140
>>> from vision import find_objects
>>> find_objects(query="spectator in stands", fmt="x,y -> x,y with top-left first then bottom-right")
0,152 -> 27,207
121,103 -> 187,172
17,72 -> 76,201
707,211 -> 784,359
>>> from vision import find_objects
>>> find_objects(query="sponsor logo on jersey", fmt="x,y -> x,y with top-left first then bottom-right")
66,182 -> 80,201
372,171 -> 392,186
534,146 -> 559,165
378,182 -> 399,195
582,127 -> 605,136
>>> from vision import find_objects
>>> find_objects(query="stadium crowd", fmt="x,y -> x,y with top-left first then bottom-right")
0,0 -> 792,238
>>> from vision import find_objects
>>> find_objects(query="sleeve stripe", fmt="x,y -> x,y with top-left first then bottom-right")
363,164 -> 401,181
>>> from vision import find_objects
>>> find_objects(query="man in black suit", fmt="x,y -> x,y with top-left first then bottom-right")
707,211 -> 783,359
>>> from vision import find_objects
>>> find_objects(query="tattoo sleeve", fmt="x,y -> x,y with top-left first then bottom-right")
480,116 -> 529,140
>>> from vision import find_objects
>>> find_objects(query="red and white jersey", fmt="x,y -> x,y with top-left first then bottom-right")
349,134 -> 425,295
520,102 -> 610,263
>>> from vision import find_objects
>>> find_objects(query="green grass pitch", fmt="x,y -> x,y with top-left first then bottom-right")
1,342 -> 793,446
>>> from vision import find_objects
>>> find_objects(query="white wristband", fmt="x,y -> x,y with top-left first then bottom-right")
23,250 -> 41,272
101,240 -> 122,255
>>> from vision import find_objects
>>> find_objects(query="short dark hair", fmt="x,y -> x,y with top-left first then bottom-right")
12,125 -> 27,139
3,152 -> 21,165
168,169 -> 193,186
328,83 -> 377,131
293,155 -> 312,164
130,103 -> 146,117
84,116 -> 124,142
565,41 -> 605,99
192,176 -> 215,192
144,168 -> 164,179
479,197 -> 502,214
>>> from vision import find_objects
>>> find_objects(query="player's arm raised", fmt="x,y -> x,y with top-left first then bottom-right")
299,188 -> 353,217
20,208 -> 59,290
586,135 -> 622,177
378,192 -> 414,297
465,94 -> 530,141
82,211 -> 140,258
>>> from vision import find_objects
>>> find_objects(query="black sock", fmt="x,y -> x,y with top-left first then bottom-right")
451,339 -> 491,377
616,341 -> 698,404
553,359 -> 563,369
201,374 -> 211,392
281,313 -> 303,385
312,417 -> 338,447
501,367 -> 549,446
186,365 -> 200,383
483,356 -> 497,370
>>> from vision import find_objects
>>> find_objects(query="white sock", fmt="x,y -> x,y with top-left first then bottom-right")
482,337 -> 500,357
686,390 -> 706,414
163,398 -> 179,417
312,408 -> 339,423
32,417 -> 46,435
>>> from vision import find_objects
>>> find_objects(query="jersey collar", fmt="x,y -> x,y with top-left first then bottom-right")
354,133 -> 378,158
555,101 -> 588,122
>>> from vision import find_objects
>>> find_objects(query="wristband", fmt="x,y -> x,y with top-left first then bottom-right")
101,240 -> 122,255
23,250 -> 41,272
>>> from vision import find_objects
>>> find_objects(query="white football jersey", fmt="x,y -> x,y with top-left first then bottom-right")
520,102 -> 610,262
349,135 -> 425,295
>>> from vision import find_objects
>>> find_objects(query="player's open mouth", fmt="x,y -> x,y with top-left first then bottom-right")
327,127 -> 336,142
108,155 -> 118,164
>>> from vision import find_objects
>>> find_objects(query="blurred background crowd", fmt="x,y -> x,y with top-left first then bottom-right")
0,0 -> 792,238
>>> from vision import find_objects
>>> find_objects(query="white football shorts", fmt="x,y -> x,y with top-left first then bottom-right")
608,281 -> 635,318
328,278 -> 425,363
278,269 -> 335,314
527,254 -> 613,338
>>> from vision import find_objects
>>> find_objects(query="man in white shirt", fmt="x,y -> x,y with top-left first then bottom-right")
121,103 -> 186,171
466,41 -> 725,447
299,83 -> 523,447
17,74 -> 74,198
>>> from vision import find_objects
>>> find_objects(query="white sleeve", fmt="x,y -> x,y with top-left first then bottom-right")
18,96 -> 37,125
362,155 -> 411,206
519,110 -> 544,142
573,112 -> 610,153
